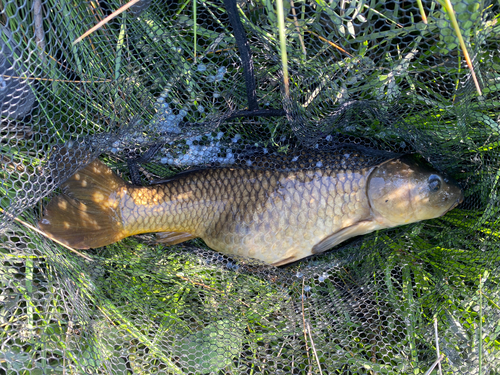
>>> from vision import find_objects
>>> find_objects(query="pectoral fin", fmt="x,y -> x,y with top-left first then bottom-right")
312,220 -> 381,254
155,231 -> 197,245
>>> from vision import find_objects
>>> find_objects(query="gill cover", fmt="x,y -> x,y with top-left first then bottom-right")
367,155 -> 463,227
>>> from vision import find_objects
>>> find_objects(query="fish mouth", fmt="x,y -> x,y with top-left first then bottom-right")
440,194 -> 463,217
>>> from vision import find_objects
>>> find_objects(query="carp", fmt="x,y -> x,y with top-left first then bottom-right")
39,146 -> 463,266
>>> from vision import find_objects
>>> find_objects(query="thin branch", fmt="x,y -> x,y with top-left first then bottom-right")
73,0 -> 142,45
301,278 -> 312,372
424,354 -> 445,375
276,0 -> 290,97
306,31 -> 352,57
289,0 -> 306,57
0,75 -> 112,83
434,317 -> 443,375
33,0 -> 46,63
306,322 -> 324,375
227,108 -> 286,119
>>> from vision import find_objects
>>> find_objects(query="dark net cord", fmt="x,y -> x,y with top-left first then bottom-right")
223,0 -> 259,111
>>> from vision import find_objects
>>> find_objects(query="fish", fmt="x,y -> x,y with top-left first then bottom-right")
38,146 -> 463,266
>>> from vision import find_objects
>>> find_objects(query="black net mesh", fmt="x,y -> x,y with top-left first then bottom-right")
1,0 -> 499,373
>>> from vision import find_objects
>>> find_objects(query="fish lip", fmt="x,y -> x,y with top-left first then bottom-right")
440,196 -> 463,217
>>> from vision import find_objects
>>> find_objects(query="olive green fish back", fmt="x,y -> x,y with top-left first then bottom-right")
232,144 -> 400,172
1,0 -> 499,374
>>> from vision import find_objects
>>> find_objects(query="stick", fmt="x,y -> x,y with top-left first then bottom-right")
73,0 -> 143,45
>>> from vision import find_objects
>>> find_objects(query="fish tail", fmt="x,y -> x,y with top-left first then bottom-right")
39,160 -> 129,249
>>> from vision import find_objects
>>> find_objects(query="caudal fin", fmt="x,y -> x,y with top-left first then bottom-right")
39,160 -> 129,249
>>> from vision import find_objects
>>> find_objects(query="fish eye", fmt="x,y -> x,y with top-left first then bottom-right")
428,175 -> 442,192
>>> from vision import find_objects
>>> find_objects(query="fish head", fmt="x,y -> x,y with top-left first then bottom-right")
367,155 -> 463,227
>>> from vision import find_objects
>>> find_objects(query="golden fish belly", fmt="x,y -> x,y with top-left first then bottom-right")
120,167 -> 373,265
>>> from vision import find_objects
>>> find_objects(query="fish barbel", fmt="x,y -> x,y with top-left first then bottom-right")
39,146 -> 463,266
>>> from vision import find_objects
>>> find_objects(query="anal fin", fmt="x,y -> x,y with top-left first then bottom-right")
312,220 -> 381,254
271,255 -> 297,267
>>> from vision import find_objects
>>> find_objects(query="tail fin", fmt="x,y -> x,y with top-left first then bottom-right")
39,160 -> 129,249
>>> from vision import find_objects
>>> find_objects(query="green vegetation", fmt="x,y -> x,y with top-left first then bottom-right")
1,0 -> 500,373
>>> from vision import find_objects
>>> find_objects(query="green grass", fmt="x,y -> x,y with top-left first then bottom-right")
1,0 -> 500,373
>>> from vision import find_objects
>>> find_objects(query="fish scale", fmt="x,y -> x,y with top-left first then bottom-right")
39,147 -> 463,266
113,166 -> 374,265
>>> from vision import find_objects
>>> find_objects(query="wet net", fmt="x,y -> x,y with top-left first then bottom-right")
1,0 -> 499,373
